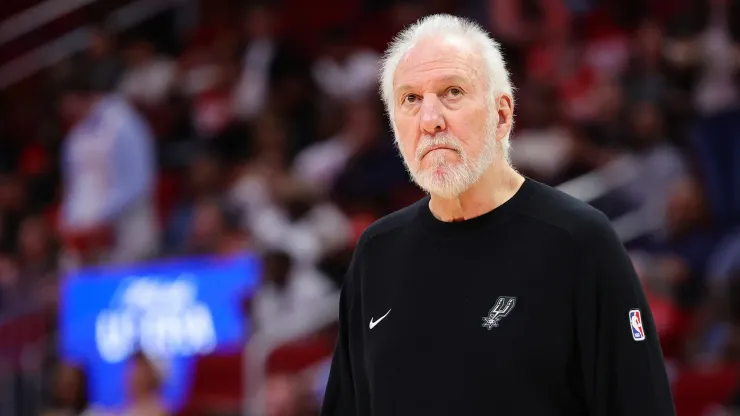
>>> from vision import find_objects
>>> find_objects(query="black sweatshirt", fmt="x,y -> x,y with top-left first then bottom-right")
321,178 -> 675,416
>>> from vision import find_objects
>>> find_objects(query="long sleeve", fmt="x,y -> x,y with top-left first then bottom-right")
321,243 -> 370,416
321,280 -> 358,415
574,213 -> 675,416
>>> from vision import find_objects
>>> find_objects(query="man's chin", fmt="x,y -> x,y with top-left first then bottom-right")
414,172 -> 470,200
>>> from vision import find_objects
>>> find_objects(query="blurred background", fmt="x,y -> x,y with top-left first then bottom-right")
0,0 -> 739,414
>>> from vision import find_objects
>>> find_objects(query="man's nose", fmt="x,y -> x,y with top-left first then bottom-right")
419,94 -> 446,134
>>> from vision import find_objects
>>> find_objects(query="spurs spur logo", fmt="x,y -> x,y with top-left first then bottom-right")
482,296 -> 517,330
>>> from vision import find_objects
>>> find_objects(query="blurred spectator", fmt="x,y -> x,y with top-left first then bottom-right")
621,101 -> 689,230
0,174 -> 27,253
509,83 -> 577,183
0,252 -> 19,311
122,352 -> 168,416
118,38 -> 177,109
327,98 -> 409,214
76,25 -> 125,99
41,362 -> 90,416
622,20 -> 669,107
229,113 -> 290,227
264,374 -> 297,416
691,108 -> 740,228
251,179 -> 353,266
682,0 -> 740,116
59,65 -> 158,266
293,98 -> 380,193
164,152 -> 222,253
311,26 -> 380,102
185,198 -> 247,256
192,59 -> 240,139
650,178 -> 722,309
233,5 -> 302,121
1,216 -> 62,312
250,250 -> 334,332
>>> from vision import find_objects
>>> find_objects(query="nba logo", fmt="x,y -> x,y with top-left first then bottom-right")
629,309 -> 645,341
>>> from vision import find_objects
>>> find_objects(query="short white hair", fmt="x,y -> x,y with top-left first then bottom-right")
379,14 -> 514,152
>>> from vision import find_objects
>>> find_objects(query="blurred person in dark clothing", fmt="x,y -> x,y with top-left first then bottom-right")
621,19 -> 691,145
266,65 -> 320,160
0,174 -> 27,253
233,4 -> 306,122
0,252 -> 19,311
580,78 -> 630,150
644,177 -> 725,312
685,231 -> 740,365
691,109 -> 740,228
164,152 -> 223,253
662,0 -> 740,228
123,351 -> 168,416
621,102 -> 689,231
17,216 -> 58,279
81,24 -> 124,94
2,215 -> 62,312
622,20 -> 669,105
327,100 -> 409,214
228,114 -> 290,229
293,99 -> 384,194
185,199 -> 242,255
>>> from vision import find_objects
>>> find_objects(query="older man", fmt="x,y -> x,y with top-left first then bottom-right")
321,14 -> 674,416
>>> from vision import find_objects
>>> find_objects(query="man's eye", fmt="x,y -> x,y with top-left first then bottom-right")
446,87 -> 463,97
403,94 -> 419,104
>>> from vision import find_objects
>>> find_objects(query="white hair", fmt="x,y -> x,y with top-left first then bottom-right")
379,14 -> 514,155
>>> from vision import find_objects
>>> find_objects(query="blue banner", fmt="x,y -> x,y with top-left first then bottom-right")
59,254 -> 261,411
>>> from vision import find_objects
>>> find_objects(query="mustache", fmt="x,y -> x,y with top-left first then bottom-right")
415,135 -> 464,161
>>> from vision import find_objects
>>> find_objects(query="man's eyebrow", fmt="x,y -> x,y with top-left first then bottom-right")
394,76 -> 471,94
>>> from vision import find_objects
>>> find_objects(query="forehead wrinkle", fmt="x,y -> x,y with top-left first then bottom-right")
394,39 -> 485,95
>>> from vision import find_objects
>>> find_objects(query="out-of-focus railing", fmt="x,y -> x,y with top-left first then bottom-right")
0,0 -> 101,46
0,0 -> 195,89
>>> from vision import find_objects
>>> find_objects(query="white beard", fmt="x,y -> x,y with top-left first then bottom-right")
401,124 -> 499,200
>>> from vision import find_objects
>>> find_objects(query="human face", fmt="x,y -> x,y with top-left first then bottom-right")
392,36 -> 497,199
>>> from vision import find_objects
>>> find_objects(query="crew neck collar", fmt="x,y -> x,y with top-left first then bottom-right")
416,177 -> 535,237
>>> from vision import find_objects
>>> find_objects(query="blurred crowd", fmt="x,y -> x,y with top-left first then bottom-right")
1,0 -> 740,414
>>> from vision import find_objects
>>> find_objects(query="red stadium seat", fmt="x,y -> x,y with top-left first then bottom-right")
179,351 -> 244,415
266,333 -> 335,375
672,364 -> 740,416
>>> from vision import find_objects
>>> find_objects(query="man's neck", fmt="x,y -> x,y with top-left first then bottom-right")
428,163 -> 525,222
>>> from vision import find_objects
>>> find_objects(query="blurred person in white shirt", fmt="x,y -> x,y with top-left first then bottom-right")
118,39 -> 176,109
59,66 -> 158,266
250,249 -> 334,332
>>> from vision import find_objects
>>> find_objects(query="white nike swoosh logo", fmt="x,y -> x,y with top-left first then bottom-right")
369,309 -> 391,329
